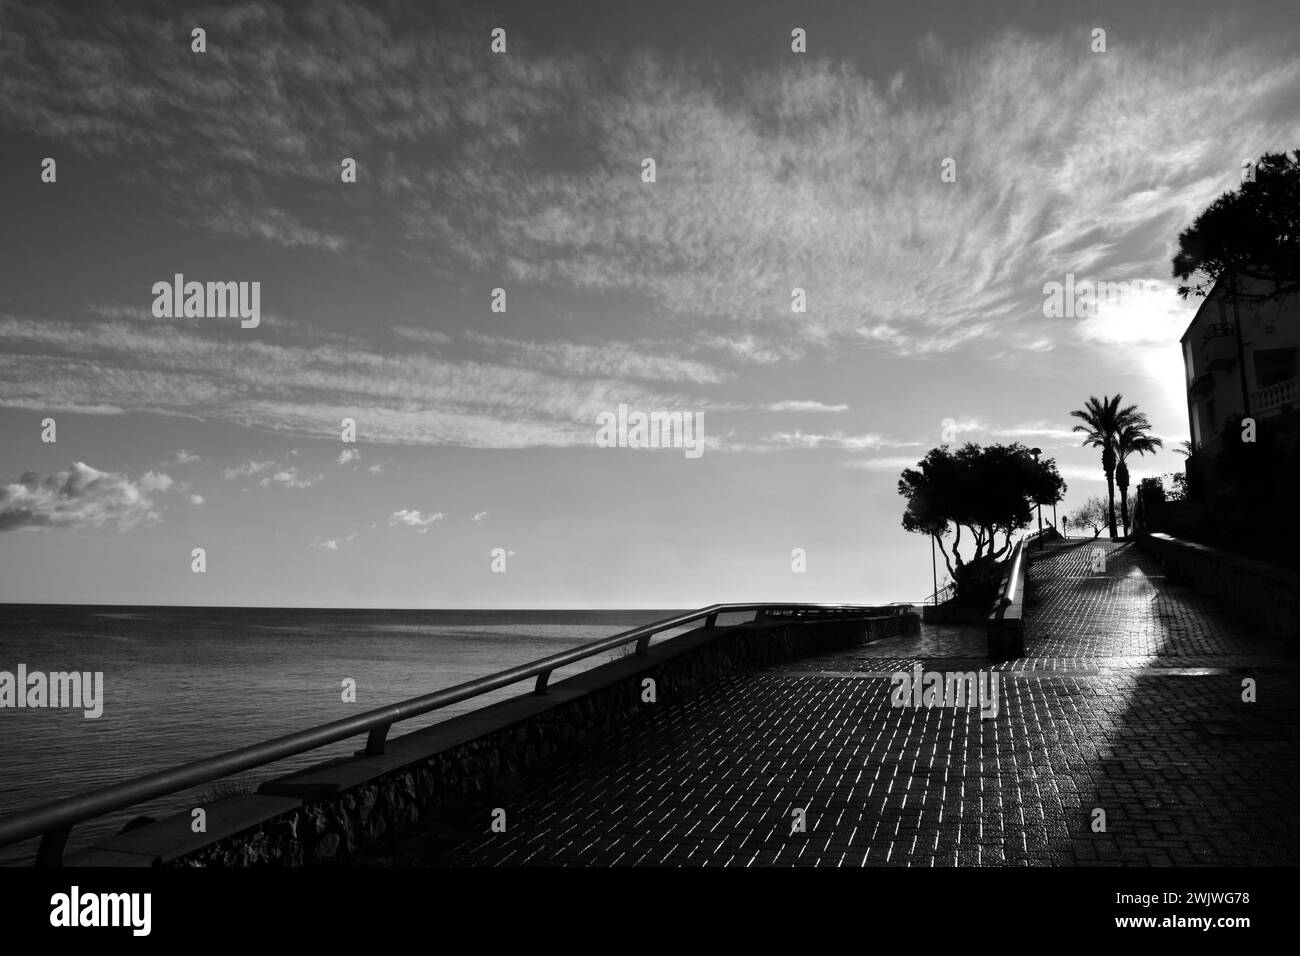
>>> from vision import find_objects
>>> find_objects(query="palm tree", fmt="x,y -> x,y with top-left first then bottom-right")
1069,394 -> 1146,538
1172,439 -> 1193,458
1114,420 -> 1163,536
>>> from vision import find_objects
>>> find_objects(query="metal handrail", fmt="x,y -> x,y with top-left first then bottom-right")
895,582 -> 955,607
928,582 -> 956,605
1202,322 -> 1237,343
994,539 -> 1027,618
0,600 -> 890,865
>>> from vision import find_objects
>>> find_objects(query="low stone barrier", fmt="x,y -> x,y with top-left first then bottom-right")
1139,532 -> 1300,643
987,544 -> 1027,659
65,611 -> 916,867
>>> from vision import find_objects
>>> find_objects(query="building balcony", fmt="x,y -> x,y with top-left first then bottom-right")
1189,369 -> 1215,395
1201,323 -> 1237,370
1251,376 -> 1300,414
1189,429 -> 1224,467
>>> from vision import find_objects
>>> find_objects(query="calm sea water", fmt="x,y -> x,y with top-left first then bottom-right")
0,604 -> 687,865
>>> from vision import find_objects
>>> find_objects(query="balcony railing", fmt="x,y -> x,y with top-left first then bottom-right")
1251,376 -> 1300,413
1190,369 -> 1215,394
1201,322 -> 1237,343
1201,324 -> 1237,370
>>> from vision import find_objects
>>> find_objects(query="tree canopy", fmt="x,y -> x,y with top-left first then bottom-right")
899,442 -> 1065,599
1172,149 -> 1300,301
1069,496 -> 1109,538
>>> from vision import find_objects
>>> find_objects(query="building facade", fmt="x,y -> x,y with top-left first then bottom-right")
1181,271 -> 1300,460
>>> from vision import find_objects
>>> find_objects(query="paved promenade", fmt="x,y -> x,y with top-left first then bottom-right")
366,540 -> 1300,866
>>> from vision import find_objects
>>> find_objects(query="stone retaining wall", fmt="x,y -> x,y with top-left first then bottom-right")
165,612 -> 917,866
1138,532 -> 1300,643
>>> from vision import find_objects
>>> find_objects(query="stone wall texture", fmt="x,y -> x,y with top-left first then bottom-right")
1139,532 -> 1300,644
171,612 -> 917,866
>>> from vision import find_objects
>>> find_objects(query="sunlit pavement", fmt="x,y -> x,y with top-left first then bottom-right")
367,539 -> 1300,866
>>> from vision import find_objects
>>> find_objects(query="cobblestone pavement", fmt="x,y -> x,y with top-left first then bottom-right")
368,540 -> 1300,866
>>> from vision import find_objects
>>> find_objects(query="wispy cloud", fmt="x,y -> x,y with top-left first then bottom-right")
466,332 -> 729,385
0,462 -> 171,532
694,334 -> 805,365
766,400 -> 849,413
0,313 -> 697,449
843,456 -> 927,473
391,327 -> 455,348
6,9 -> 1294,364
764,431 -> 889,451
139,470 -> 174,493
259,467 -> 322,490
388,509 -> 445,532
222,459 -> 277,480
989,422 -> 1079,442
313,530 -> 360,550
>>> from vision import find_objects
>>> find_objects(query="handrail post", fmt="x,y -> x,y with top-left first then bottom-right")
36,826 -> 70,868
364,723 -> 390,757
534,670 -> 551,695
635,633 -> 653,656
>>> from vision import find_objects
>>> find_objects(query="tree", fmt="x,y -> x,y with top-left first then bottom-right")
899,442 -> 1066,603
1172,150 -> 1300,416
1173,149 -> 1300,300
1137,476 -> 1165,505
1165,471 -> 1187,502
1069,394 -> 1147,538
1172,439 -> 1193,458
1114,419 -> 1163,537
1134,477 -> 1165,533
1069,497 -> 1109,538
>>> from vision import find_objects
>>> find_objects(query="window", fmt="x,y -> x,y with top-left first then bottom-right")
1253,347 -> 1298,390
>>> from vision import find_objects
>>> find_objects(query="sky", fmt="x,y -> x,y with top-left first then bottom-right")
1,0 -> 1298,608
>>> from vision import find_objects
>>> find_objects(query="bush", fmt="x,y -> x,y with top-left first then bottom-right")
953,555 -> 1004,606
1137,476 -> 1165,507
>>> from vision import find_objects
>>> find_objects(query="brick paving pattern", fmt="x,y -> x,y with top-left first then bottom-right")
366,540 -> 1300,866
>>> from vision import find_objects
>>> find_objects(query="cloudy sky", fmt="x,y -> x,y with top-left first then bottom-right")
1,0 -> 1298,608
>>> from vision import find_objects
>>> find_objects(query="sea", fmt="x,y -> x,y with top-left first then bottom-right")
0,604 -> 690,866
